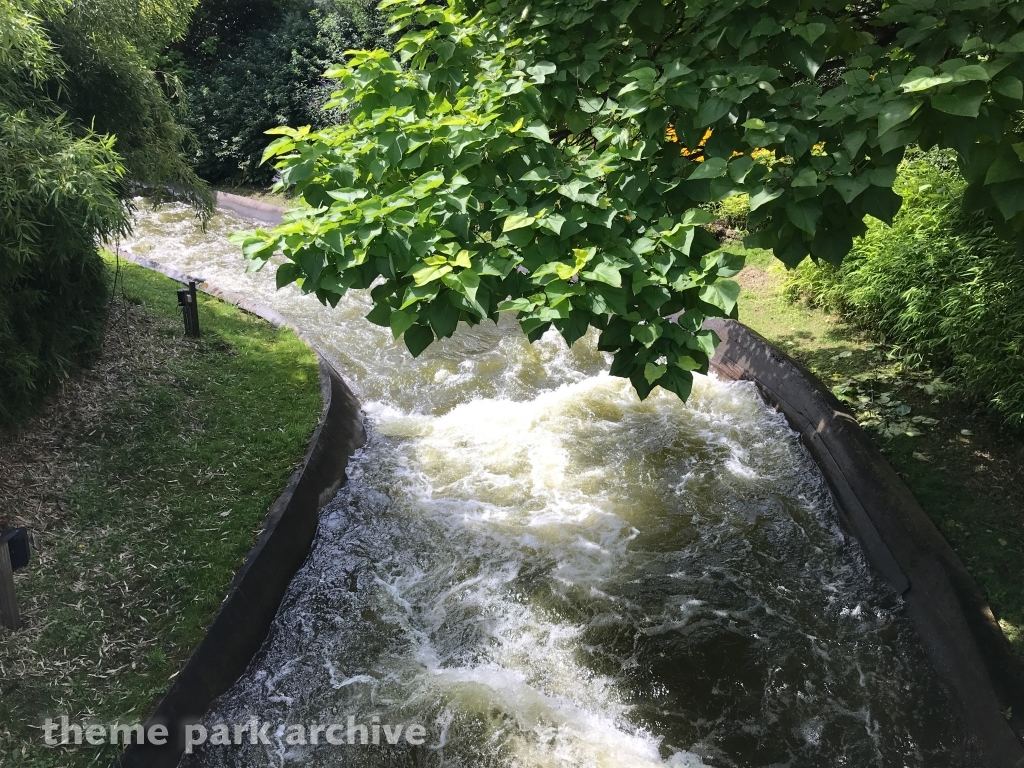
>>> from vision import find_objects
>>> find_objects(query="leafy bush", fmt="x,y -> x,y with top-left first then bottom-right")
176,0 -> 388,184
47,0 -> 212,209
713,194 -> 751,233
786,150 -> 1024,426
0,0 -> 130,425
1,0 -> 207,425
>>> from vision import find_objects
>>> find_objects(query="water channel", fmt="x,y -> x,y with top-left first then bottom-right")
123,201 -> 973,767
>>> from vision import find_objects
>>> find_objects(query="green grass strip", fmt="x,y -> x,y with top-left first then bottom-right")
0,255 -> 321,767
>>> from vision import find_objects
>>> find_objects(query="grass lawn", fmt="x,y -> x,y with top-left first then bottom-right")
731,244 -> 1024,661
0,254 -> 321,767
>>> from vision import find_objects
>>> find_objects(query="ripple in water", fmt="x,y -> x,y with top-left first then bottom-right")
121,201 -> 974,767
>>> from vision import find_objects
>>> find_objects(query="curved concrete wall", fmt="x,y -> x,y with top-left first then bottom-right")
705,318 -> 1024,767
113,252 -> 366,767
215,191 -> 285,225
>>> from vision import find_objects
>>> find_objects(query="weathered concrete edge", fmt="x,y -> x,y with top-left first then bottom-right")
112,250 -> 366,768
215,191 -> 285,225
705,318 -> 1024,767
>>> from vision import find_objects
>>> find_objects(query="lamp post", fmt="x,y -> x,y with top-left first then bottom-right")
177,281 -> 200,337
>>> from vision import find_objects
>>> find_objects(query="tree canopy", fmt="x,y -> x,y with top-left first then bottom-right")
237,0 -> 1024,401
171,0 -> 390,184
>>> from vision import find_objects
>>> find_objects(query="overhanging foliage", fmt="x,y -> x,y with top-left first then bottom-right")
236,0 -> 1024,401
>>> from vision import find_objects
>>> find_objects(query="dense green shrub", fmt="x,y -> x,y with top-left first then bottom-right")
0,0 -> 131,425
175,0 -> 388,184
46,0 -> 212,208
1,0 -> 208,425
713,194 -> 751,233
786,150 -> 1024,426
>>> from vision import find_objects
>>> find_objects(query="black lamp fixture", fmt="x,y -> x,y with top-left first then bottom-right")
0,527 -> 29,631
1,528 -> 31,570
177,280 -> 201,337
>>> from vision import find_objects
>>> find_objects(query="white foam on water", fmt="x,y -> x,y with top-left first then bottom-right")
122,203 -> 972,768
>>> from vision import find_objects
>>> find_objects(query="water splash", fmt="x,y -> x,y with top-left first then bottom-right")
122,201 -> 971,767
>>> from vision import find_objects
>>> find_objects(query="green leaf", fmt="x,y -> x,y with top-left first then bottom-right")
664,61 -> 692,80
833,177 -> 869,204
791,167 -> 818,188
427,297 -> 460,338
681,208 -> 718,226
400,282 -> 439,309
794,22 -> 827,45
698,96 -> 733,127
503,210 -> 536,231
365,301 -> 392,327
993,77 -> 1023,101
878,98 -> 921,136
522,122 -> 551,142
538,213 -> 566,235
698,279 -> 740,315
985,159 -> 1024,185
861,186 -> 903,225
390,309 -> 418,338
688,157 -> 728,180
644,363 -> 667,384
749,186 -> 783,210
953,64 -> 990,83
659,367 -> 694,400
990,182 -> 1024,220
901,67 -> 954,92
631,323 -> 663,347
412,171 -> 446,196
318,229 -> 346,255
844,131 -> 867,157
566,110 -> 591,134
715,250 -> 746,277
404,323 -> 434,357
240,237 -> 275,261
299,248 -> 326,283
498,298 -> 535,312
411,263 -> 452,286
527,60 -> 557,78
545,279 -> 585,306
276,262 -> 300,288
620,140 -> 647,160
582,262 -> 623,287
931,90 -> 986,117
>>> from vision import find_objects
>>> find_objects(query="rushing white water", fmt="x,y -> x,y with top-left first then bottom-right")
122,201 -> 973,767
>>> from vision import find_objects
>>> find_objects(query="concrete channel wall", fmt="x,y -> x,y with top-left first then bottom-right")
705,318 -> 1024,768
